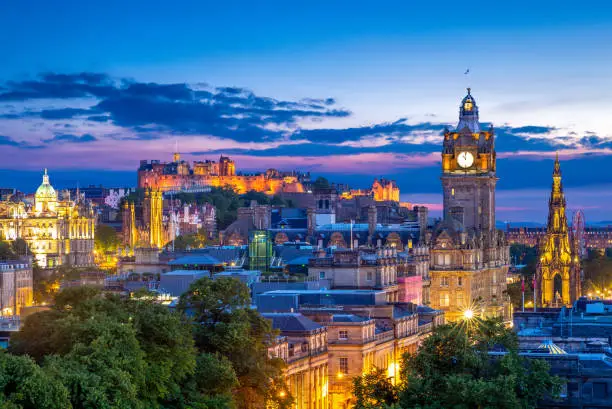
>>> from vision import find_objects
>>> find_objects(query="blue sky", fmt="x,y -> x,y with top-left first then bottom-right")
2,1 -> 612,222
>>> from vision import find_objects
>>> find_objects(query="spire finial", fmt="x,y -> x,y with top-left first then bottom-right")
554,152 -> 561,175
467,87 -> 471,95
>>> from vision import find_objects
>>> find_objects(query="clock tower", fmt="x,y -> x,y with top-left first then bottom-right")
429,89 -> 511,323
441,88 -> 496,232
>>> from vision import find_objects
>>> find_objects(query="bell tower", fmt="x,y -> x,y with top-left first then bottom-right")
441,89 -> 497,232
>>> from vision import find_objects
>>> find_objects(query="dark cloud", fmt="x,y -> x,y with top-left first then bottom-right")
42,133 -> 97,144
0,72 -> 117,101
1,72 -> 351,142
0,135 -> 22,146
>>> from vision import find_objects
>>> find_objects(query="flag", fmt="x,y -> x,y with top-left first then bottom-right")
521,277 -> 525,293
532,275 -> 536,289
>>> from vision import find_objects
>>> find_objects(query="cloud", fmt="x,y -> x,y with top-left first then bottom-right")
1,73 -> 351,143
42,133 -> 97,144
0,135 -> 22,146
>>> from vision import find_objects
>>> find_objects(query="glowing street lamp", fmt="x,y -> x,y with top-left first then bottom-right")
463,309 -> 474,320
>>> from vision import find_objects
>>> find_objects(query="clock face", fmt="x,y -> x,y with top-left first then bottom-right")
457,151 -> 474,168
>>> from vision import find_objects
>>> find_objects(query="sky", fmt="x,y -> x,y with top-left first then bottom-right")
2,0 -> 612,223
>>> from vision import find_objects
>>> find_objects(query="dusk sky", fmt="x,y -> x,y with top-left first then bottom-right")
2,1 -> 612,222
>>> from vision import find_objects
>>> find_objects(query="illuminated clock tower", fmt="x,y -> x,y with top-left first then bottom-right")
441,88 -> 496,232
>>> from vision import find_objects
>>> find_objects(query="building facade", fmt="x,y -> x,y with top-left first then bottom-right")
0,170 -> 95,268
429,89 -> 511,322
536,156 -> 581,307
0,259 -> 33,316
138,152 -> 306,194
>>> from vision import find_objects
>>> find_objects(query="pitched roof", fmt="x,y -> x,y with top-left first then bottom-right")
262,312 -> 324,332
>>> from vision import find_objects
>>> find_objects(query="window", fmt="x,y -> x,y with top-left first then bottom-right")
439,293 -> 449,307
441,277 -> 449,287
456,292 -> 464,307
457,277 -> 463,286
319,271 -> 325,279
366,271 -> 373,281
339,330 -> 348,340
339,357 -> 349,374
594,382 -> 608,399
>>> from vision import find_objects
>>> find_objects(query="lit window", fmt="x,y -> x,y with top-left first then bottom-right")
457,292 -> 464,307
439,293 -> 450,307
339,357 -> 349,374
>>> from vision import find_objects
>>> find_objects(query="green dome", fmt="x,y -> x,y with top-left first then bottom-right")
35,169 -> 57,199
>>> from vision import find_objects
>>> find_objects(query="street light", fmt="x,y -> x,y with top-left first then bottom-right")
463,309 -> 474,320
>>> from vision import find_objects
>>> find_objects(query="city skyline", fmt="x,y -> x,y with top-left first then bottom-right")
3,1 -> 612,222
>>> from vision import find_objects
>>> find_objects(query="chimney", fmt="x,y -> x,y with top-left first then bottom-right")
307,208 -> 316,237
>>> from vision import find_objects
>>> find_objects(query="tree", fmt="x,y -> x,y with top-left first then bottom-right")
312,176 -> 330,190
397,318 -> 562,409
353,367 -> 399,409
178,277 -> 289,409
10,287 -> 198,408
0,241 -> 16,261
95,224 -> 121,254
0,351 -> 71,409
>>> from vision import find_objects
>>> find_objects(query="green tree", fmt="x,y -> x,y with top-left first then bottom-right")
0,351 -> 71,409
178,277 -> 289,409
397,318 -> 562,409
583,250 -> 612,294
353,367 -> 399,409
10,287 -> 198,409
94,224 -> 121,254
312,176 -> 330,190
0,241 -> 16,261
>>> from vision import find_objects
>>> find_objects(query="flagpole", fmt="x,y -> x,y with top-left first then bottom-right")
533,274 -> 537,312
521,276 -> 525,312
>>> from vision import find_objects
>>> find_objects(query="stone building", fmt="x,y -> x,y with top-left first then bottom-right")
536,156 -> 581,307
0,170 -> 96,268
428,89 -> 511,322
0,259 -> 33,316
138,152 -> 306,194
265,313 -> 329,409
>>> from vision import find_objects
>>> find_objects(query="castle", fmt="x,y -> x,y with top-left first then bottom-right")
0,170 -> 96,268
138,153 -> 307,194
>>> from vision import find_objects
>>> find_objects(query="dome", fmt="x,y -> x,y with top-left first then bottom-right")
35,169 -> 57,200
456,88 -> 480,133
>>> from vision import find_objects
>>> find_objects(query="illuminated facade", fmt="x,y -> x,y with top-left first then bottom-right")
121,187 -> 169,252
340,179 -> 400,202
536,156 -> 581,307
0,170 -> 95,268
0,260 -> 33,316
138,153 -> 306,194
429,89 -> 511,322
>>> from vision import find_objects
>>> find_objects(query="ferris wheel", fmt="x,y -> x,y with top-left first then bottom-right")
572,209 -> 586,258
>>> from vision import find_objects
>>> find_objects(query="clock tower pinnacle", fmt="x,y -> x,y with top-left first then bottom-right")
441,89 -> 497,231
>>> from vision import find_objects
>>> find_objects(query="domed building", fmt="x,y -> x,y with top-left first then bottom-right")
429,89 -> 512,322
0,169 -> 96,268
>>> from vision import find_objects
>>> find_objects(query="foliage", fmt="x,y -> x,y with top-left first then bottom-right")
397,318 -> 562,409
178,277 -> 290,409
0,351 -> 71,409
94,224 -> 121,254
510,244 -> 538,275
353,367 -> 400,409
9,287 -> 198,408
32,265 -> 91,305
0,241 -> 16,261
0,239 -> 29,261
173,228 -> 209,251
583,249 -> 612,294
312,176 -> 330,190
